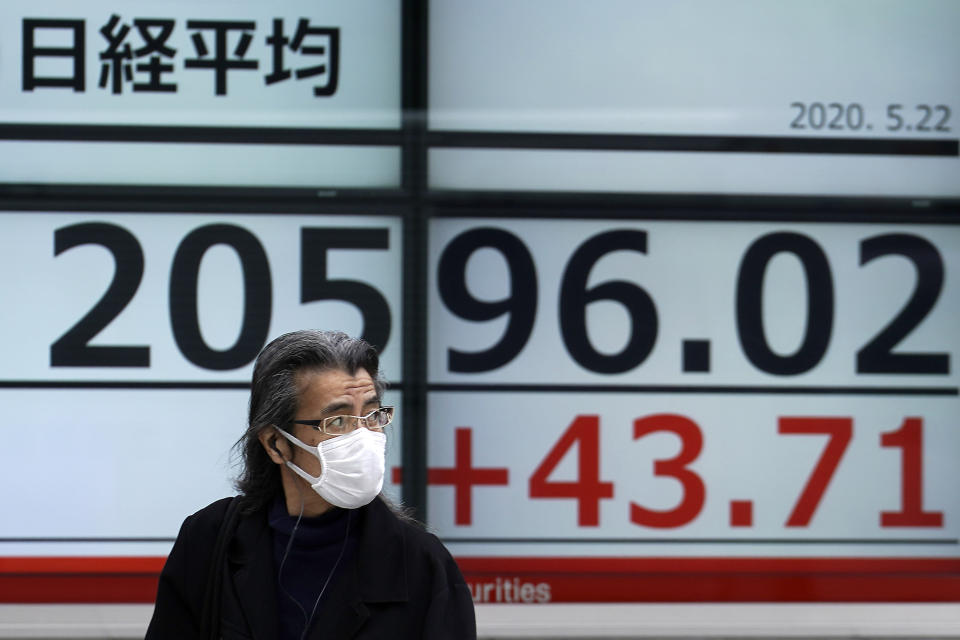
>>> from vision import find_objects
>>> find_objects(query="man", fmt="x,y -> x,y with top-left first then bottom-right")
146,330 -> 477,639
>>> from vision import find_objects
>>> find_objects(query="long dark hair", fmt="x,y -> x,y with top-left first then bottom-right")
233,330 -> 384,514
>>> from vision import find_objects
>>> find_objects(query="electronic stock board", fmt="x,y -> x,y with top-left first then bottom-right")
0,0 -> 958,607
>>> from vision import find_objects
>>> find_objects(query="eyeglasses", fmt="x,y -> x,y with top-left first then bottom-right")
291,406 -> 395,436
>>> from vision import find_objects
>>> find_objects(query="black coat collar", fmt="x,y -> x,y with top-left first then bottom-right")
355,497 -> 409,604
227,496 -> 409,640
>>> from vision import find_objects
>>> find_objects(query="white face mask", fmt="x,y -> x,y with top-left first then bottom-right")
275,426 -> 386,509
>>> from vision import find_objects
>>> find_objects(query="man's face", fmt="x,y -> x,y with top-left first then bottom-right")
287,366 -> 380,480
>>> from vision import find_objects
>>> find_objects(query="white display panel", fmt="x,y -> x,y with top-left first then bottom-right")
428,149 -> 958,198
429,0 -> 960,197
427,392 -> 957,556
428,219 -> 959,389
0,389 -> 403,557
1,0 -> 402,187
0,142 -> 400,189
0,210 -> 405,557
0,212 -> 402,380
426,216 -> 959,602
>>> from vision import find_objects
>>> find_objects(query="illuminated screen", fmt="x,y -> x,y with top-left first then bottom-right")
0,0 -> 402,189
429,0 -> 959,198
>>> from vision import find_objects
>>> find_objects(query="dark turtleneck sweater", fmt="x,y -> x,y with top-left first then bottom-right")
268,496 -> 360,640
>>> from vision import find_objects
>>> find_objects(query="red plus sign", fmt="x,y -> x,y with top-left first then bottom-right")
391,427 -> 509,525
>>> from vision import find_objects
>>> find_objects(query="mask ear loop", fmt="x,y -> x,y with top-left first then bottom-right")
275,426 -> 328,486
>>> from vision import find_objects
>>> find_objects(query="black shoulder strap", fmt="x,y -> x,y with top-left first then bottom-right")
201,496 -> 241,640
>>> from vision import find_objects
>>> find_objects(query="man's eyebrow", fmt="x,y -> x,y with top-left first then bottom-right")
321,394 -> 381,415
320,401 -> 353,415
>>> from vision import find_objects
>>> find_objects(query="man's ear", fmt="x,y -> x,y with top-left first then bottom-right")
259,428 -> 291,465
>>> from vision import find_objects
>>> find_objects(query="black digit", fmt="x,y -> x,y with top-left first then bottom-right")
916,105 -> 932,132
828,103 -> 844,129
301,227 -> 392,354
857,234 -> 948,374
170,224 -> 271,370
437,228 -> 536,373
736,233 -> 834,375
559,230 -> 657,374
846,103 -> 864,130
809,102 -> 826,129
790,102 -> 806,129
934,105 -> 951,132
51,223 -> 149,367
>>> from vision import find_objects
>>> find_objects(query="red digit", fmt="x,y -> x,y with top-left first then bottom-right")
881,417 -> 943,527
630,414 -> 705,528
529,415 -> 614,526
779,417 -> 852,527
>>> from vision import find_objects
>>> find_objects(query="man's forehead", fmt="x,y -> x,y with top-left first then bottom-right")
295,366 -> 377,394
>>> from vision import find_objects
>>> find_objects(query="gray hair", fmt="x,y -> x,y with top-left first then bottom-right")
233,329 -> 384,513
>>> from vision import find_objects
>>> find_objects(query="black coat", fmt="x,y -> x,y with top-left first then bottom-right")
145,496 -> 477,639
